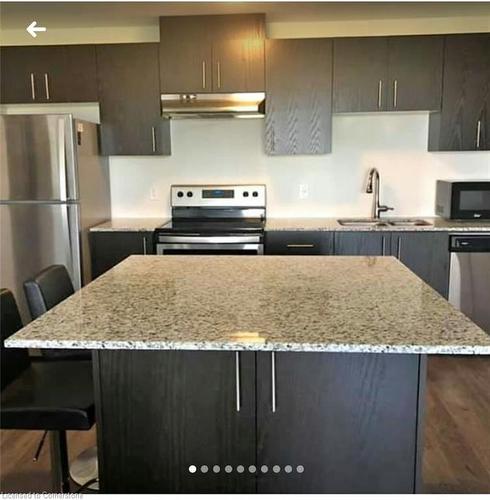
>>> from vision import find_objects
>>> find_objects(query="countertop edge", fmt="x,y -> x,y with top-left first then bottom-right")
5,338 -> 490,355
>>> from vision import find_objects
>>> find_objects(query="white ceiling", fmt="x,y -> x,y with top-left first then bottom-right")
1,2 -> 489,29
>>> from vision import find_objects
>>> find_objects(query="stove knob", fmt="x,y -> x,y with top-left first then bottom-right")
252,191 -> 259,197
187,191 -> 193,197
177,191 -> 184,198
243,191 -> 249,197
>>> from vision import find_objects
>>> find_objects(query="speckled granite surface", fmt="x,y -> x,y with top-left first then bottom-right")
90,218 -> 169,232
265,217 -> 490,232
6,255 -> 490,354
89,217 -> 490,233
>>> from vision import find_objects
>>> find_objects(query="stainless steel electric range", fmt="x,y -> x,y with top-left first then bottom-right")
155,184 -> 266,255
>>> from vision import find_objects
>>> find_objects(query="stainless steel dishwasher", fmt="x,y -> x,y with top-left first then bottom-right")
449,234 -> 490,334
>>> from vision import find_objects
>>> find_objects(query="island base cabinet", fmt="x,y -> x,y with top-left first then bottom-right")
94,350 -> 256,493
256,352 -> 424,493
94,350 -> 426,493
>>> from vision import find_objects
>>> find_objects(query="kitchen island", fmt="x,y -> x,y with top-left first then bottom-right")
6,256 -> 490,493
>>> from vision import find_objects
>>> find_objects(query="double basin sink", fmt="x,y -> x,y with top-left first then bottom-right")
337,218 -> 432,228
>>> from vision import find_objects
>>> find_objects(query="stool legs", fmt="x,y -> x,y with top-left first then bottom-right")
49,431 -> 70,493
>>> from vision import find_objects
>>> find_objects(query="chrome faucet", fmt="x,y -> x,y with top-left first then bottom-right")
365,168 -> 394,219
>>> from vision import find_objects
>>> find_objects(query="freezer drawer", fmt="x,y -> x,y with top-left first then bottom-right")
0,114 -> 77,201
0,203 -> 81,322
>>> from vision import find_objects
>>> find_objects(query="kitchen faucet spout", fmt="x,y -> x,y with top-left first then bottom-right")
365,168 -> 394,219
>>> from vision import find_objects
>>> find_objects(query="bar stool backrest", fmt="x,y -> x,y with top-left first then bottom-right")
24,265 -> 75,320
0,289 -> 30,390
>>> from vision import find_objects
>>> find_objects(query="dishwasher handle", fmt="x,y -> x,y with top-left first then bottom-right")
450,234 -> 490,252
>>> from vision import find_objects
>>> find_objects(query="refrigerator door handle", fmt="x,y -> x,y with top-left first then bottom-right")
58,117 -> 68,201
65,204 -> 82,289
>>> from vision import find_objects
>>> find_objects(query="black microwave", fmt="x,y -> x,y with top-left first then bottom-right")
435,180 -> 490,220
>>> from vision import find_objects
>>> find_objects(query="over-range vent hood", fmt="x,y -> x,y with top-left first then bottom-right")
161,93 -> 265,118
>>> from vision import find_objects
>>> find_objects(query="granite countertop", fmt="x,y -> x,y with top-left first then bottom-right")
90,218 -> 169,232
89,217 -> 490,233
6,255 -> 490,355
265,217 -> 490,232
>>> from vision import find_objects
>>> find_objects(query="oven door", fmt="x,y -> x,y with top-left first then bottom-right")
156,235 -> 264,255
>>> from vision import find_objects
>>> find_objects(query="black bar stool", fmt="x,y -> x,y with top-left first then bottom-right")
24,265 -> 90,361
0,288 -> 95,493
23,265 -> 99,490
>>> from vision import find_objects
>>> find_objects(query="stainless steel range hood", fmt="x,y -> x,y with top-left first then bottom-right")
161,93 -> 265,118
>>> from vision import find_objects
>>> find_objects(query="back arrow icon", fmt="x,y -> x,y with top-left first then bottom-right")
27,21 -> 47,38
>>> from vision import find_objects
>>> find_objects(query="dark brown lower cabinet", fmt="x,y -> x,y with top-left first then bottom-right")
265,231 -> 334,255
334,231 -> 390,256
95,350 -> 256,493
89,231 -> 154,278
256,352 -> 424,493
392,232 -> 450,298
94,350 -> 425,493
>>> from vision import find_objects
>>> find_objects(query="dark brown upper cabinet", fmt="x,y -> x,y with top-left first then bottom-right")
0,45 -> 97,104
333,35 -> 443,112
428,33 -> 490,151
159,14 -> 265,94
96,43 -> 171,156
387,36 -> 443,111
333,37 -> 389,113
265,38 -> 333,155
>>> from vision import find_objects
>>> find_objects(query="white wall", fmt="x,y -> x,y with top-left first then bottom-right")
109,113 -> 490,219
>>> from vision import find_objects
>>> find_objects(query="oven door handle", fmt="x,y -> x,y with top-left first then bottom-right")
156,235 -> 262,244
157,243 -> 263,253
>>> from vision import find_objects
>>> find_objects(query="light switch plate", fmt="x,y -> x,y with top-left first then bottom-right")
150,187 -> 159,200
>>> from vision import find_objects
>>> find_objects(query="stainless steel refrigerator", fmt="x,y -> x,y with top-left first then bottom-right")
0,114 -> 111,322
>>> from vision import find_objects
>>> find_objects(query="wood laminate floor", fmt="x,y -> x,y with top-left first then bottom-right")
1,355 -> 489,493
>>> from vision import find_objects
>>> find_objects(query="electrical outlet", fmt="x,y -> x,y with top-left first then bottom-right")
299,184 -> 309,200
150,187 -> 159,200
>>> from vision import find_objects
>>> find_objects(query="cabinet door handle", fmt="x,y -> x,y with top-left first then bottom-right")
202,60 -> 206,89
476,120 -> 482,149
382,235 -> 386,256
30,73 -> 36,100
397,236 -> 402,260
151,127 -> 156,153
286,244 -> 314,248
217,61 -> 221,89
143,236 -> 147,255
378,80 -> 383,109
271,352 -> 276,413
235,352 -> 241,412
44,73 -> 50,100
393,79 -> 398,108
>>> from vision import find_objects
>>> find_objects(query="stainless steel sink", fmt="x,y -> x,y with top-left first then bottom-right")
337,218 -> 389,227
386,219 -> 432,227
337,218 -> 432,228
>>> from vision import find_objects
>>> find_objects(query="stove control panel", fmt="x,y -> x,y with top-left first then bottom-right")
171,185 -> 266,208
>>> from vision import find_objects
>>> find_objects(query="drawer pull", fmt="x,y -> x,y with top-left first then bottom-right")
286,244 -> 315,248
